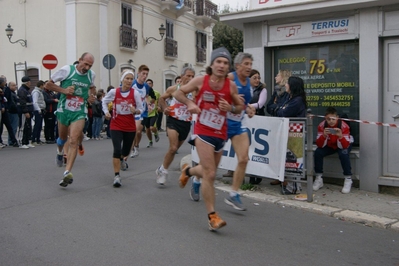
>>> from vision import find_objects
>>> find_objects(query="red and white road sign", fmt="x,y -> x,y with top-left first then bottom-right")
42,54 -> 58,70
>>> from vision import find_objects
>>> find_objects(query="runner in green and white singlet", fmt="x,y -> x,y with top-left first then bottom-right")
45,52 -> 96,188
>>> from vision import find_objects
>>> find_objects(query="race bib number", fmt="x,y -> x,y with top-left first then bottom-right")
65,96 -> 83,112
116,103 -> 131,115
199,109 -> 225,130
226,110 -> 244,122
175,106 -> 191,121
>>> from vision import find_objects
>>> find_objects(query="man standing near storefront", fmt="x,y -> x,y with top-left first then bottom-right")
17,76 -> 35,149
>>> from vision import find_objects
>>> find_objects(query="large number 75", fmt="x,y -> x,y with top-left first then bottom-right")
309,59 -> 326,75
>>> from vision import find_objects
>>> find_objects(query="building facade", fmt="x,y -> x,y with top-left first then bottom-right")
221,0 -> 399,192
1,0 -> 218,94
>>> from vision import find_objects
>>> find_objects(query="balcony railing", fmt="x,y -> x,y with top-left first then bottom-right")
165,38 -> 178,58
120,25 -> 138,50
196,46 -> 206,64
194,0 -> 218,20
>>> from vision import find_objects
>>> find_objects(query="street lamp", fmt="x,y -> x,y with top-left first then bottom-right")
145,24 -> 166,44
5,24 -> 27,47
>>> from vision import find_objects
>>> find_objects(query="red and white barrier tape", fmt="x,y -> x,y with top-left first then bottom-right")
309,114 -> 399,128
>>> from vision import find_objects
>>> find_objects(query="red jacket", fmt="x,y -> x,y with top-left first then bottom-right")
316,120 -> 352,149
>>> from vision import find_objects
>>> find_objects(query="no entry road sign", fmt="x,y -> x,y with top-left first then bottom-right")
42,54 -> 58,70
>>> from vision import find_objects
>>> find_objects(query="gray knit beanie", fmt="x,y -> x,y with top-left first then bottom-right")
210,47 -> 232,65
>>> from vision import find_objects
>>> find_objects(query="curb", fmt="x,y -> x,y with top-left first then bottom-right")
215,183 -> 399,232
181,155 -> 399,232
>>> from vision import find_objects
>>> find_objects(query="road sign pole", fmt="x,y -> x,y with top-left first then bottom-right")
102,53 -> 116,87
108,54 -> 111,86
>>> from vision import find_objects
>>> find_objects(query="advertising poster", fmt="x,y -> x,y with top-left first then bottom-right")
273,41 -> 359,145
191,116 -> 289,181
285,122 -> 305,176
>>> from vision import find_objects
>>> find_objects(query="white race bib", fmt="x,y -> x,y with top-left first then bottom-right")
65,96 -> 83,112
175,106 -> 191,121
116,102 -> 131,115
226,110 -> 244,122
199,109 -> 225,130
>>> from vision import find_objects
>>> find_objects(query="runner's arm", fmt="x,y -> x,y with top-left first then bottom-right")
159,85 -> 176,112
174,76 -> 202,114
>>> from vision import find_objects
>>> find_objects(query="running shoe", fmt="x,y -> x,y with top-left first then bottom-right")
155,167 -> 167,185
179,164 -> 190,188
113,175 -> 122,187
224,194 -> 246,211
147,141 -> 153,148
59,171 -> 74,187
154,134 -> 160,142
19,145 -> 29,149
27,143 -> 35,148
189,176 -> 201,201
130,147 -> 139,158
78,144 -> 85,156
56,152 -> 63,167
208,212 -> 226,231
120,160 -> 128,171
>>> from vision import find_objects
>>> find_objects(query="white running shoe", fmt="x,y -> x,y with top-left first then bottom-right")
19,145 -> 29,149
155,167 -> 167,185
130,147 -> 139,158
113,175 -> 122,187
313,176 -> 323,191
341,179 -> 352,194
28,143 -> 35,148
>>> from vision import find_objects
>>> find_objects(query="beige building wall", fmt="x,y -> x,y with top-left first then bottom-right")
1,0 -> 214,93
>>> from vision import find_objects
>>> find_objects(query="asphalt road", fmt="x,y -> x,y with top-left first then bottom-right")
0,132 -> 398,266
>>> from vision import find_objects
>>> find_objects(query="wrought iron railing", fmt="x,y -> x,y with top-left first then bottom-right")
165,37 -> 178,58
119,25 -> 138,50
194,0 -> 218,20
196,46 -> 206,63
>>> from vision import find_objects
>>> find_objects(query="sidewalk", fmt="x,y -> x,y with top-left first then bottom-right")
214,169 -> 399,232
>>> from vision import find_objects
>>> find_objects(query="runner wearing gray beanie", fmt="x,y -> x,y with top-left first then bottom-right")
210,47 -> 232,65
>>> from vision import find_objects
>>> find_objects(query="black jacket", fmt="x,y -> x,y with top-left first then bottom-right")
266,85 -> 289,117
8,89 -> 19,114
17,84 -> 34,114
43,89 -> 58,114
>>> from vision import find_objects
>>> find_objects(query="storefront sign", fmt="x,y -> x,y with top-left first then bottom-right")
270,17 -> 355,42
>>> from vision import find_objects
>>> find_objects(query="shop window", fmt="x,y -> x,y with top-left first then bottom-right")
273,41 -> 359,145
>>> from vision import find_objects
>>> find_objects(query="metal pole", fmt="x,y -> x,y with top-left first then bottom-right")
14,62 -> 18,87
107,54 -> 111,87
306,113 -> 314,202
49,70 -> 51,80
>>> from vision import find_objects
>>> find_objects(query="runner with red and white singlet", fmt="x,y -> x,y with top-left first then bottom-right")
173,47 -> 244,231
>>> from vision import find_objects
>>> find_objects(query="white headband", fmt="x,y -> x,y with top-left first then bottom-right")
120,71 -> 135,83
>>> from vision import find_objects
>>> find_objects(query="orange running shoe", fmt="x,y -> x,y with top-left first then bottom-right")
78,144 -> 84,156
179,164 -> 190,188
208,212 -> 227,231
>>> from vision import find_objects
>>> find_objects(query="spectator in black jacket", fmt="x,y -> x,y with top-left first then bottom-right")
7,81 -> 20,146
43,81 -> 59,143
0,76 -> 18,147
17,76 -> 35,149
267,69 -> 291,116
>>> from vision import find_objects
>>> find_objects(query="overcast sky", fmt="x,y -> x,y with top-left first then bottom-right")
210,0 -> 249,11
